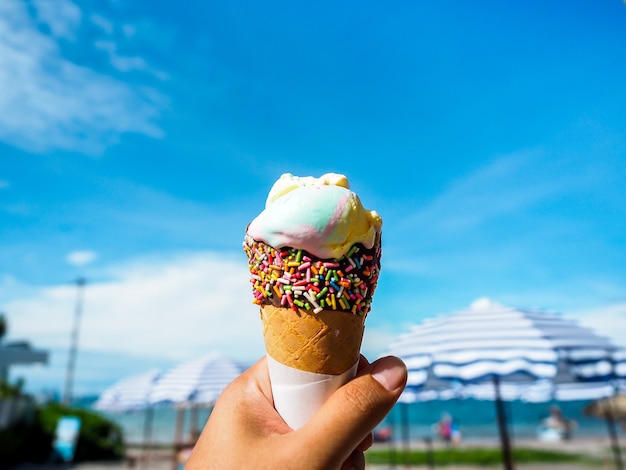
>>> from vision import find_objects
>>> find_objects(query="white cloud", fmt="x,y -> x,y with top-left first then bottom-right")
0,274 -> 38,304
33,0 -> 81,39
3,251 -> 265,364
361,323 -> 401,360
66,250 -> 98,266
0,1 -> 165,155
93,39 -> 167,77
90,13 -> 113,35
404,149 -> 553,233
400,145 -> 605,238
570,302 -> 626,349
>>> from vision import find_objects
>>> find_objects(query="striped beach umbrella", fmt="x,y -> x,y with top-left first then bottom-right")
148,352 -> 246,447
584,393 -> 626,420
584,393 -> 626,470
93,368 -> 162,467
452,377 -> 625,403
148,352 -> 245,406
387,298 -> 624,470
94,368 -> 161,412
390,298 -> 620,387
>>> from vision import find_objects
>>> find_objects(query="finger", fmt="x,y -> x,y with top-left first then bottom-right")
218,356 -> 273,410
355,432 -> 373,452
341,450 -> 365,470
187,357 -> 278,468
299,355 -> 407,467
355,357 -> 373,452
356,354 -> 370,372
210,357 -> 289,437
188,356 -> 297,468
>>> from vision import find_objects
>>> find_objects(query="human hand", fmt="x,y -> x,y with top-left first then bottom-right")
185,354 -> 407,470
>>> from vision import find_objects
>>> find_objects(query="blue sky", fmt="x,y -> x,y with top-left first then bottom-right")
2,0 -> 626,397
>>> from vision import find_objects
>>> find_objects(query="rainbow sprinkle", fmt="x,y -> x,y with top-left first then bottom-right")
243,234 -> 382,316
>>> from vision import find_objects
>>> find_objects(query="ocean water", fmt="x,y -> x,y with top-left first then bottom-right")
95,398 -> 617,445
379,399 -> 612,443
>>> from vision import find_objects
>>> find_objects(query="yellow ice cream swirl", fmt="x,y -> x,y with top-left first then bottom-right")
244,173 -> 382,316
246,173 -> 382,260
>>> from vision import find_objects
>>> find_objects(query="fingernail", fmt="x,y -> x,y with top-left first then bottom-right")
371,356 -> 407,392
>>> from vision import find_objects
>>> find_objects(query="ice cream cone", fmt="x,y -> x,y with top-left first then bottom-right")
243,173 -> 382,429
260,305 -> 365,429
261,305 -> 365,375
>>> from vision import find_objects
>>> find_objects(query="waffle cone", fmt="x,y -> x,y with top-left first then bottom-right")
260,305 -> 365,375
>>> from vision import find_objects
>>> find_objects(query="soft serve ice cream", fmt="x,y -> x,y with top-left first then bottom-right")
244,172 -> 382,316
243,173 -> 383,429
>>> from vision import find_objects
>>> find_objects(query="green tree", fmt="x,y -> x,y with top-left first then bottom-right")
0,312 -> 6,342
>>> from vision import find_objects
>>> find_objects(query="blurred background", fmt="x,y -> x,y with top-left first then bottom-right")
1,0 -> 626,467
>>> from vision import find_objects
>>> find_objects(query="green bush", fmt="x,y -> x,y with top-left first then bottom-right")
0,401 -> 126,467
0,419 -> 50,468
365,446 -> 601,467
0,377 -> 24,399
38,402 -> 126,462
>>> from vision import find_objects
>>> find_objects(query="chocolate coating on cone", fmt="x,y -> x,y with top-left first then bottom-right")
261,305 -> 365,375
244,235 -> 382,316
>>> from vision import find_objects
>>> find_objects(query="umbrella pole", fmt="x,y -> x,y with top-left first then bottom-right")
605,401 -> 624,470
387,404 -> 399,469
387,406 -> 397,469
141,406 -> 154,469
400,402 -> 411,468
171,405 -> 186,470
493,377 -> 514,470
423,435 -> 435,470
189,404 -> 200,442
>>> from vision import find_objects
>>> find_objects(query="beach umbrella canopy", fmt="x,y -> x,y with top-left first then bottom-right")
94,368 -> 161,412
583,394 -> 626,470
389,298 -> 620,389
93,367 -> 163,460
386,298 -> 624,470
438,378 -> 624,404
452,369 -> 626,403
148,352 -> 245,406
584,394 -> 626,420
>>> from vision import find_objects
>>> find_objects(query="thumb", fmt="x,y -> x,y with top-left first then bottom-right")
299,356 -> 407,468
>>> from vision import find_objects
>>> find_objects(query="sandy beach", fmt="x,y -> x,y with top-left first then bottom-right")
363,436 -> 621,470
10,436 -> 622,470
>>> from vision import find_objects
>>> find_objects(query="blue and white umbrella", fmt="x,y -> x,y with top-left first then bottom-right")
148,352 -> 246,447
386,298 -> 625,470
451,377 -> 625,403
149,352 -> 245,407
389,298 -> 621,389
94,368 -> 161,412
93,368 -> 163,467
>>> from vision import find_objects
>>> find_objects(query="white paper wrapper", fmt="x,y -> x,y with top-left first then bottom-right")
266,354 -> 359,430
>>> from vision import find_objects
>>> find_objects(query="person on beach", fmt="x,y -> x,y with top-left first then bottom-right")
185,355 -> 407,470
435,412 -> 462,446
538,405 -> 577,441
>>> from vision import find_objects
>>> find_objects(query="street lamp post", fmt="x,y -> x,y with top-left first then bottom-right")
62,277 -> 86,406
